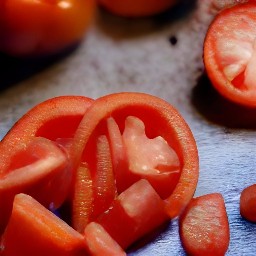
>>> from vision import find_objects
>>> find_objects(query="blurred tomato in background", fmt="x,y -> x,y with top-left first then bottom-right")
98,0 -> 178,17
0,0 -> 95,57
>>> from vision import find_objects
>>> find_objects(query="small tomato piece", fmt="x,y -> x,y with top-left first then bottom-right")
204,2 -> 256,107
72,163 -> 93,233
1,193 -> 87,256
179,193 -> 230,256
98,0 -> 178,17
97,179 -> 168,249
240,184 -> 256,222
0,0 -> 95,57
84,222 -> 126,256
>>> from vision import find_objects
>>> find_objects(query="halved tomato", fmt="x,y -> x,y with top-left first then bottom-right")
204,2 -> 256,107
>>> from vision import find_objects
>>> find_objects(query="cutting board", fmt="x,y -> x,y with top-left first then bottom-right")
1,1 -> 256,255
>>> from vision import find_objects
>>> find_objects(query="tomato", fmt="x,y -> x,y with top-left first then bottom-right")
179,193 -> 230,256
71,92 -> 199,219
0,0 -> 95,57
0,96 -> 93,233
1,193 -> 87,256
97,179 -> 168,249
84,222 -> 126,256
204,2 -> 256,107
240,184 -> 256,222
72,135 -> 116,233
0,137 -> 69,234
98,0 -> 178,17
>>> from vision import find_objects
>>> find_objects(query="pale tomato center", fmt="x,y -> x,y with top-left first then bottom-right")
216,13 -> 256,90
122,116 -> 180,176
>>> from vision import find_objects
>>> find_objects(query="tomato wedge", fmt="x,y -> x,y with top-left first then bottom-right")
179,193 -> 230,256
71,92 -> 199,219
240,184 -> 256,222
0,193 -> 87,256
204,2 -> 256,107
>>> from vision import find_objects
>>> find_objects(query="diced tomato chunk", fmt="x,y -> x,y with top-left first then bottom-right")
97,179 -> 168,249
1,193 -> 87,256
179,193 -> 230,256
84,222 -> 126,256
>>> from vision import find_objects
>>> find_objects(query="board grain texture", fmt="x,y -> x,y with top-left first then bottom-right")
0,1 -> 256,255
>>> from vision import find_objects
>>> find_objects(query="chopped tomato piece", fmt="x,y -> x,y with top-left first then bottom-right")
1,193 -> 87,256
92,135 -> 117,219
122,116 -> 180,199
97,179 -> 168,249
240,184 -> 256,222
179,193 -> 230,256
0,137 -> 69,234
84,222 -> 126,256
204,2 -> 256,107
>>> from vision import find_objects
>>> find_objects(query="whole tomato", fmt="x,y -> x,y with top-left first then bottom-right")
98,0 -> 178,17
0,0 -> 95,57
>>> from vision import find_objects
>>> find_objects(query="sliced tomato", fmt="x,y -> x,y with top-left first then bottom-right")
98,0 -> 178,17
0,137 -> 69,234
97,179 -> 168,249
84,222 -> 126,256
240,184 -> 256,222
1,193 -> 87,256
204,2 -> 256,107
71,92 -> 199,219
179,193 -> 230,256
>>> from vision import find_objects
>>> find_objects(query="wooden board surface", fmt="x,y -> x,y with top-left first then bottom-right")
1,1 -> 256,255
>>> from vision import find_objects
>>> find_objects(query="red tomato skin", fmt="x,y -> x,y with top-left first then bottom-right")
1,193 -> 88,256
98,0 -> 177,17
240,184 -> 256,222
204,3 -> 256,107
0,0 -> 95,57
71,92 -> 199,219
179,193 -> 230,256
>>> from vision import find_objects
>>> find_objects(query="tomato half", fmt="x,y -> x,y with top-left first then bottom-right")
98,0 -> 178,17
204,2 -> 256,107
71,92 -> 199,219
0,0 -> 95,57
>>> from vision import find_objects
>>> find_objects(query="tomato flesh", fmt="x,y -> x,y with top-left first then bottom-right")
84,222 -> 126,256
97,179 -> 168,249
1,193 -> 87,256
179,193 -> 230,256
